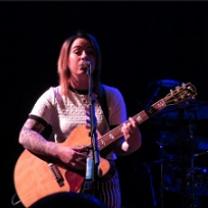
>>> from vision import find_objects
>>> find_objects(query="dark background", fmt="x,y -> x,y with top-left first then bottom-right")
1,1 -> 208,208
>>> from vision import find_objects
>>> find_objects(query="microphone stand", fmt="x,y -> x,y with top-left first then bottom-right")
83,62 -> 100,194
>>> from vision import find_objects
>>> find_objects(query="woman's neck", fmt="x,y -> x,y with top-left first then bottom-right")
69,76 -> 89,90
69,85 -> 88,95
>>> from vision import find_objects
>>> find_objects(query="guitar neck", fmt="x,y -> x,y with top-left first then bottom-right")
98,98 -> 167,150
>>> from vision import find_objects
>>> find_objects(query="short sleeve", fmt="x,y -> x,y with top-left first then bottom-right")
29,87 -> 56,125
103,85 -> 127,126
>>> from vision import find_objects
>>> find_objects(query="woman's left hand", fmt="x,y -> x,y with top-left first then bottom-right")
121,117 -> 141,152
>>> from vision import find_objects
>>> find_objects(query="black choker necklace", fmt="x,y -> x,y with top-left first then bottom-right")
69,86 -> 88,95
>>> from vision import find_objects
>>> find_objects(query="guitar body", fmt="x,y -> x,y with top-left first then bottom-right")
14,125 -> 110,207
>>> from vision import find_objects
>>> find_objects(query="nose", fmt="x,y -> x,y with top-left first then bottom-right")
81,50 -> 87,58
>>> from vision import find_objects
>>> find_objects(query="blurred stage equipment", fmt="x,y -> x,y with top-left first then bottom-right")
30,192 -> 107,208
146,79 -> 208,208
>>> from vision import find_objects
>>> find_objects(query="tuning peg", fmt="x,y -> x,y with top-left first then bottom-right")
182,82 -> 186,88
175,86 -> 180,91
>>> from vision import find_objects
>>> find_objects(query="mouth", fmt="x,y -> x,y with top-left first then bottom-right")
80,63 -> 87,69
80,64 -> 88,71
81,61 -> 90,68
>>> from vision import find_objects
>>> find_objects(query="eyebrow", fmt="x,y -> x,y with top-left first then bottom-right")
72,45 -> 93,50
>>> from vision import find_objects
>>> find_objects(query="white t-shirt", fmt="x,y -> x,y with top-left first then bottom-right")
29,84 -> 127,159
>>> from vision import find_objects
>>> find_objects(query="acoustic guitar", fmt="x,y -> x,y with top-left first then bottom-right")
13,82 -> 197,207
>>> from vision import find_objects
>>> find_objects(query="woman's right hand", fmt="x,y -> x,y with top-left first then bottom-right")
56,145 -> 90,171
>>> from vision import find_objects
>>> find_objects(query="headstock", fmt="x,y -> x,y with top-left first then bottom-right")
164,82 -> 197,106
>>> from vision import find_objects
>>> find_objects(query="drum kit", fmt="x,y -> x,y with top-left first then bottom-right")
157,100 -> 208,195
146,79 -> 208,208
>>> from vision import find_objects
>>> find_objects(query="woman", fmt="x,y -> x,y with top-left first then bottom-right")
18,31 -> 142,208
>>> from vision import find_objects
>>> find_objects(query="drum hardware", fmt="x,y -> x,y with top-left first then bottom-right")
154,102 -> 208,208
143,163 -> 158,208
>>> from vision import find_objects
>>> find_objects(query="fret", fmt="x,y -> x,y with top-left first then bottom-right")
133,110 -> 149,124
152,99 -> 166,110
98,126 -> 122,150
109,133 -> 115,140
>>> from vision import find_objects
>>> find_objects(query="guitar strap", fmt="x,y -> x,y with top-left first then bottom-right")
98,84 -> 110,127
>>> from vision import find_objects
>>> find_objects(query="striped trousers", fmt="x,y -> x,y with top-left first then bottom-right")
82,167 -> 122,208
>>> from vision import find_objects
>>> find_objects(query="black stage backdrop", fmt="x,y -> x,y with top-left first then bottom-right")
1,2 -> 208,208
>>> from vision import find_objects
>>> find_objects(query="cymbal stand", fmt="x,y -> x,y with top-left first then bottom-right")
186,110 -> 200,208
154,139 -> 173,208
144,163 -> 158,208
188,155 -> 200,208
156,141 -> 166,208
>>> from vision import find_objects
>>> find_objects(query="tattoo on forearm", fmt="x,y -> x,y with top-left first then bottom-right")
20,119 -> 49,155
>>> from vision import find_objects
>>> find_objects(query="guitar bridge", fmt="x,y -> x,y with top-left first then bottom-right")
48,163 -> 64,187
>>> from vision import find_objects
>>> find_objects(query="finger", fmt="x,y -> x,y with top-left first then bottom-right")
122,123 -> 130,139
72,145 -> 85,150
70,161 -> 85,171
70,161 -> 76,167
78,160 -> 87,170
71,149 -> 87,159
74,145 -> 91,153
74,157 -> 86,163
129,117 -> 136,127
124,133 -> 130,139
77,158 -> 86,166
71,155 -> 87,170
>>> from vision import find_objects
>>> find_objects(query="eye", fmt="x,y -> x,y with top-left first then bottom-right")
86,48 -> 96,56
73,49 -> 82,55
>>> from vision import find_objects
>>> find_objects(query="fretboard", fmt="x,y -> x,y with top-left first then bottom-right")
97,98 -> 167,150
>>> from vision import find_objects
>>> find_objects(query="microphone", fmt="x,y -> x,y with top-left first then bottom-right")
83,60 -> 91,67
83,61 -> 92,76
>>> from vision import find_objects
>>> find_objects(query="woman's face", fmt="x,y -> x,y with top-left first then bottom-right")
68,38 -> 96,77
